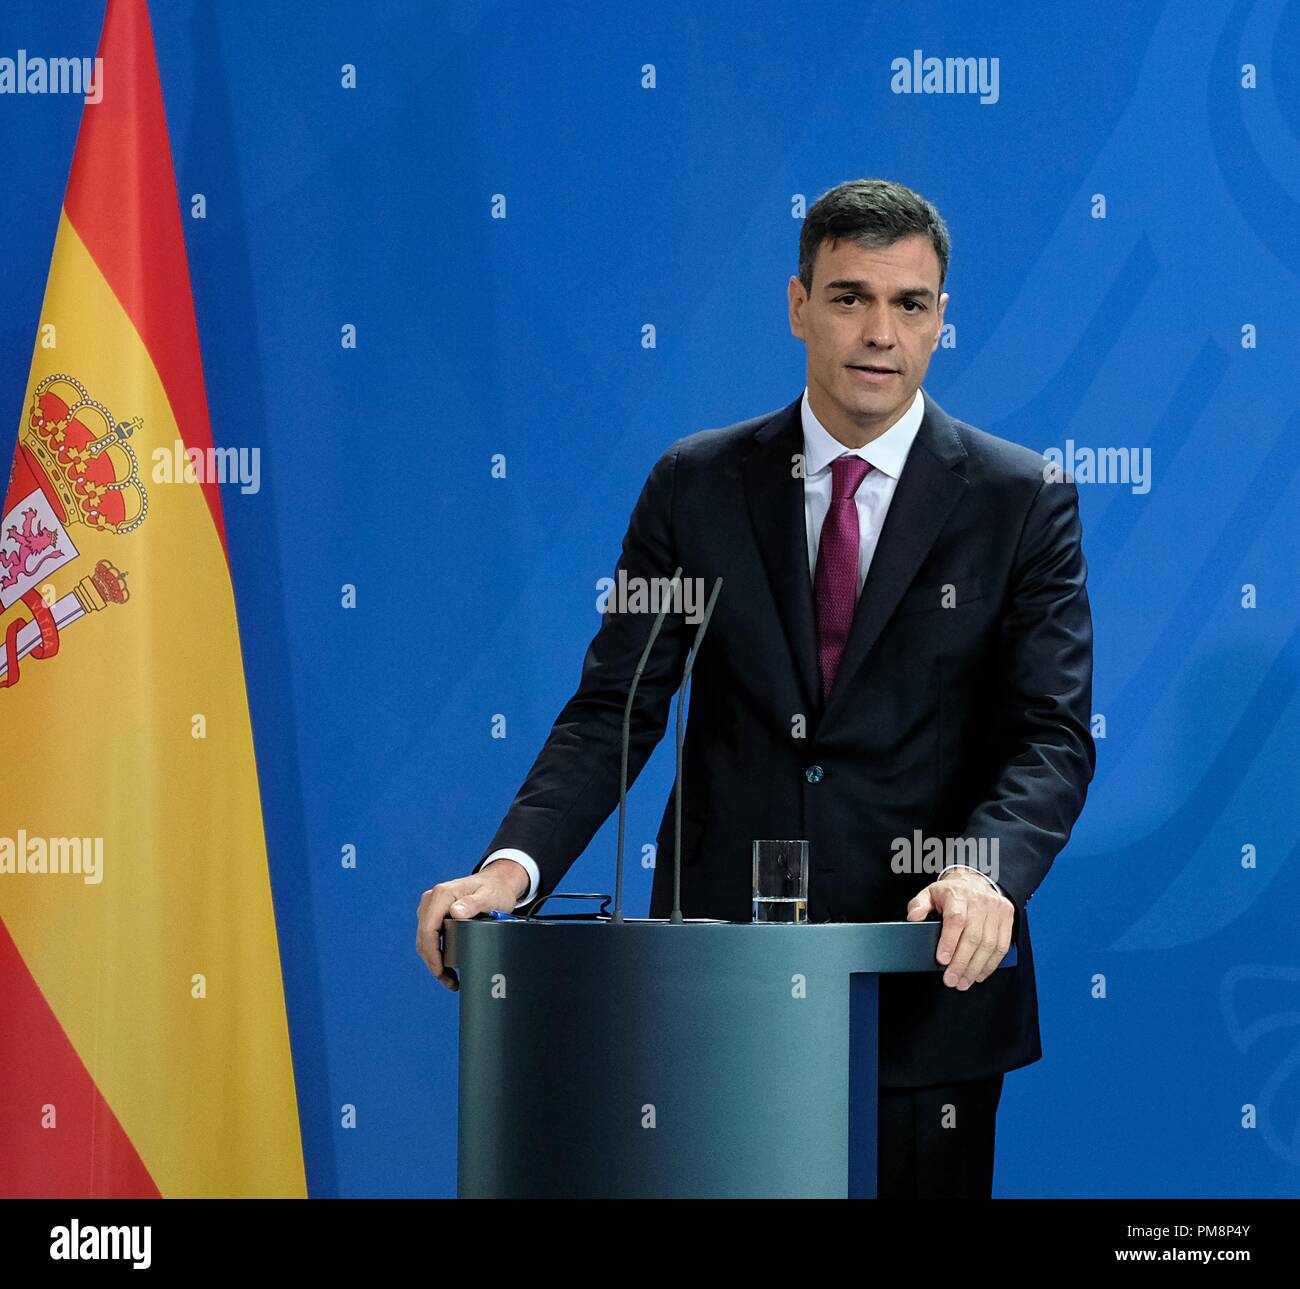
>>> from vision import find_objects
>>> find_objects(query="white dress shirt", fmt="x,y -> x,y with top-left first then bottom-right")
482,385 -> 1001,906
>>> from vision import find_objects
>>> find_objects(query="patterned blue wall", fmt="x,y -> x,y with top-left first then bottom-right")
0,0 -> 1295,1198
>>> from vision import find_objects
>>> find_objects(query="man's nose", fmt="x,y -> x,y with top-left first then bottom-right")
859,301 -> 897,348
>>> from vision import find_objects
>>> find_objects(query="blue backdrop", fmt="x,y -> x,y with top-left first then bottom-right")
1,0 -> 1296,1199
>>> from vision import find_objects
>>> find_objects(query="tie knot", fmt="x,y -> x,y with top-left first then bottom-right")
830,453 -> 872,501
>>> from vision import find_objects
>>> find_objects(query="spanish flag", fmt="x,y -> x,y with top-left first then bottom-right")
0,0 -> 304,1196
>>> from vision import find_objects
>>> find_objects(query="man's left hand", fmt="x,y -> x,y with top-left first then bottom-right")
905,869 -> 1014,989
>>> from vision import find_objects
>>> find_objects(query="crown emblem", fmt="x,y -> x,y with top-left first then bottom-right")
24,373 -> 149,534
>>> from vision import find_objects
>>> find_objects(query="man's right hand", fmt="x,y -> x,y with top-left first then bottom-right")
416,859 -> 532,991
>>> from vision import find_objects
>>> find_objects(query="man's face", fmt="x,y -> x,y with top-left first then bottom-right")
788,233 -> 947,444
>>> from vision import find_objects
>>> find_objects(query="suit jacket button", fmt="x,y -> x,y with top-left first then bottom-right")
805,764 -> 824,783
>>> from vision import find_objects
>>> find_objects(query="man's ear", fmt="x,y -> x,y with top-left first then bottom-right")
788,275 -> 805,337
932,290 -> 949,350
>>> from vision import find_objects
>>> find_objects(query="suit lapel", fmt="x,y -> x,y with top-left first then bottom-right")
741,394 -> 821,717
741,387 -> 971,731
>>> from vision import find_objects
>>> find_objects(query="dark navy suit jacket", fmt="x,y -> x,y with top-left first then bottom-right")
474,387 -> 1095,1087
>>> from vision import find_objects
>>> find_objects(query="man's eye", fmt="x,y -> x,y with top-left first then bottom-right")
836,294 -> 858,305
902,300 -> 923,312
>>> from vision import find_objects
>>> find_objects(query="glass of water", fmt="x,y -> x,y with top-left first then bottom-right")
752,839 -> 809,923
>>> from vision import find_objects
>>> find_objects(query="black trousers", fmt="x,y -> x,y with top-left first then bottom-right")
876,1072 -> 1005,1198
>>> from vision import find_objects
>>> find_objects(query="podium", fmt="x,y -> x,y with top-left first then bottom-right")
445,916 -> 1017,1198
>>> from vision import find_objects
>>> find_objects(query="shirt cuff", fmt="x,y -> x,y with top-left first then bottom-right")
936,863 -> 1002,897
481,849 -> 539,908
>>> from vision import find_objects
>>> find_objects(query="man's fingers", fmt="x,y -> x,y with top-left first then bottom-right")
932,888 -> 967,967
415,887 -> 443,978
447,881 -> 498,920
417,873 -> 520,991
415,889 -> 437,973
943,908 -> 985,987
972,910 -> 1014,983
957,899 -> 1003,985
961,925 -> 1000,987
416,883 -> 463,985
906,887 -> 935,921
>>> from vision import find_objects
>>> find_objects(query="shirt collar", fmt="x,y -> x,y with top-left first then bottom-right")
800,384 -> 925,481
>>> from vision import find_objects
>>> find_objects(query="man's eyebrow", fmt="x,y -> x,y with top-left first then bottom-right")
823,279 -> 936,302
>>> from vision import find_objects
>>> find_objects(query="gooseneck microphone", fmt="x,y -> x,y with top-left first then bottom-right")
612,566 -> 683,924
671,577 -> 723,924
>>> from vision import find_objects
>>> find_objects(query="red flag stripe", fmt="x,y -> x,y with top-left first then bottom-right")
0,919 -> 161,1198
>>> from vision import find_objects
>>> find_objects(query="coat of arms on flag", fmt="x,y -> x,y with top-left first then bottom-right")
1,374 -> 145,687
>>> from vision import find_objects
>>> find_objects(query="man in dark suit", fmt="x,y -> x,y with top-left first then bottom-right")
418,177 -> 1095,1198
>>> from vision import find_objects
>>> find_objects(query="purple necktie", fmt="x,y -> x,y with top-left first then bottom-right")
814,454 -> 872,700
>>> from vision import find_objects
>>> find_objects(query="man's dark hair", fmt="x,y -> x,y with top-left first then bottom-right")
797,178 -> 951,295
